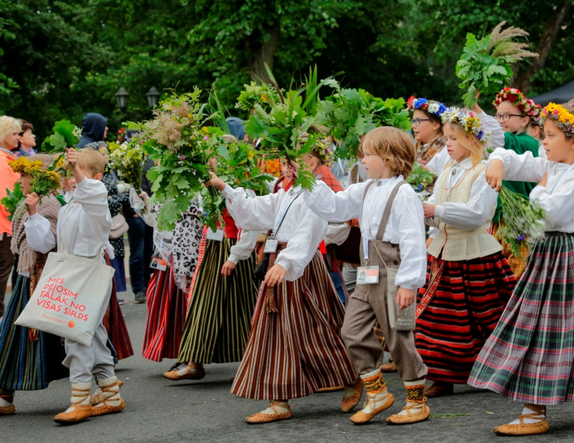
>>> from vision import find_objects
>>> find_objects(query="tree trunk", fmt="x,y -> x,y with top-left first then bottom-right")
513,0 -> 572,93
245,22 -> 281,83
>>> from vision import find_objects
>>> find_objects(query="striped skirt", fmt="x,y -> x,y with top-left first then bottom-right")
469,233 -> 574,405
231,250 -> 357,400
0,275 -> 68,391
142,265 -> 186,362
177,238 -> 258,364
416,252 -> 515,383
102,259 -> 134,361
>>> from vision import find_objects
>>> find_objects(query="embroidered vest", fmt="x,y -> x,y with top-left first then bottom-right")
427,162 -> 502,261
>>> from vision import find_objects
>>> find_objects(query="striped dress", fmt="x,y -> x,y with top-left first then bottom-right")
222,185 -> 357,400
142,204 -> 203,362
142,265 -> 186,362
177,212 -> 258,364
415,159 -> 516,383
468,150 -> 574,405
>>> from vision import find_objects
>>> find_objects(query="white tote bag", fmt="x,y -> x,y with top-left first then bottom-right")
15,203 -> 115,346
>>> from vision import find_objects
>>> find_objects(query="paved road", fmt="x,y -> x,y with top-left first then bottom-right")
3,294 -> 574,443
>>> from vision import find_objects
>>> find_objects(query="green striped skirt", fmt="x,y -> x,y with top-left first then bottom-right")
0,275 -> 68,391
177,238 -> 258,364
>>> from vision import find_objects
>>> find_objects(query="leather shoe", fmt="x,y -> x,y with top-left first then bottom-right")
342,378 -> 363,412
163,362 -> 205,380
424,381 -> 453,398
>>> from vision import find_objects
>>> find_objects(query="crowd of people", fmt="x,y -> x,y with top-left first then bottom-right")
0,85 -> 573,437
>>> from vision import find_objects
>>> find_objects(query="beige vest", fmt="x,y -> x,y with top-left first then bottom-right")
427,163 -> 502,261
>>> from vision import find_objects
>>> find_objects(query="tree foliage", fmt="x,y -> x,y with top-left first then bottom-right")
0,0 -> 572,139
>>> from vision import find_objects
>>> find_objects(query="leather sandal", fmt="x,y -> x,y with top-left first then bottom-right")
0,393 -> 15,415
494,406 -> 549,436
350,393 -> 395,424
92,379 -> 125,417
342,378 -> 363,413
53,385 -> 94,424
386,399 -> 430,425
163,362 -> 205,381
245,402 -> 292,424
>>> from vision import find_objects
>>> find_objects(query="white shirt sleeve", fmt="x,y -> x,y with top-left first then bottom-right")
24,213 -> 56,254
479,111 -> 505,150
489,148 -> 548,182
434,171 -> 497,229
303,180 -> 365,222
74,177 -> 112,232
222,185 -> 278,232
227,230 -> 258,264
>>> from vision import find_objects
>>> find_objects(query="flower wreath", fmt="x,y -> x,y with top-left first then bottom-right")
541,103 -> 574,138
298,132 -> 334,164
494,87 -> 542,123
441,107 -> 490,144
407,96 -> 447,118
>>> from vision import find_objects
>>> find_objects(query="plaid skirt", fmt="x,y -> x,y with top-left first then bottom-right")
469,233 -> 574,405
231,250 -> 357,400
142,265 -> 186,362
416,252 -> 515,383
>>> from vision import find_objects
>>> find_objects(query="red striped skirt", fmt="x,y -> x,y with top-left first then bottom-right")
231,250 -> 357,400
415,252 -> 515,383
142,265 -> 186,362
103,254 -> 134,361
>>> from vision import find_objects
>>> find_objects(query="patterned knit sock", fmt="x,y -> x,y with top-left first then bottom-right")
360,369 -> 390,414
396,379 -> 425,416
509,404 -> 546,425
259,400 -> 290,415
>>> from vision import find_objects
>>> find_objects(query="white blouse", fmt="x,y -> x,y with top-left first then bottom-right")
222,184 -> 327,281
303,176 -> 427,290
489,148 -> 574,233
428,158 -> 498,230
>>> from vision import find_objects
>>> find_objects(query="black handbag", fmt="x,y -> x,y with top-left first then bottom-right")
254,252 -> 270,280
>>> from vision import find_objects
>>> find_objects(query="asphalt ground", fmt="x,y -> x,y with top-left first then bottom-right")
2,293 -> 574,443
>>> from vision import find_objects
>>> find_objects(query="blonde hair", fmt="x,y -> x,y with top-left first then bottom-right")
0,116 -> 22,147
446,123 -> 484,166
361,126 -> 416,178
78,148 -> 106,175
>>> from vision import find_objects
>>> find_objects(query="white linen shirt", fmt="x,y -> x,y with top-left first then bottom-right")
222,185 -> 328,281
489,148 -> 574,233
303,176 -> 426,290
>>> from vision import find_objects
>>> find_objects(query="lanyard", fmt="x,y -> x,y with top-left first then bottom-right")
271,190 -> 303,237
360,179 -> 393,263
549,163 -> 574,194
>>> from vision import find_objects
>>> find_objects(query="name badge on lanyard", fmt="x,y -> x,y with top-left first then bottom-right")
150,257 -> 168,271
206,228 -> 224,242
263,238 -> 279,253
356,265 -> 379,284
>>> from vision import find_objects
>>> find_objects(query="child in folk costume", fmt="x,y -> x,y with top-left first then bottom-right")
0,155 -> 68,416
27,148 -> 125,424
305,127 -> 430,425
469,103 -> 574,436
140,200 -> 203,364
417,109 -> 516,398
207,154 -> 359,424
408,96 -> 449,177
489,88 -> 541,278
